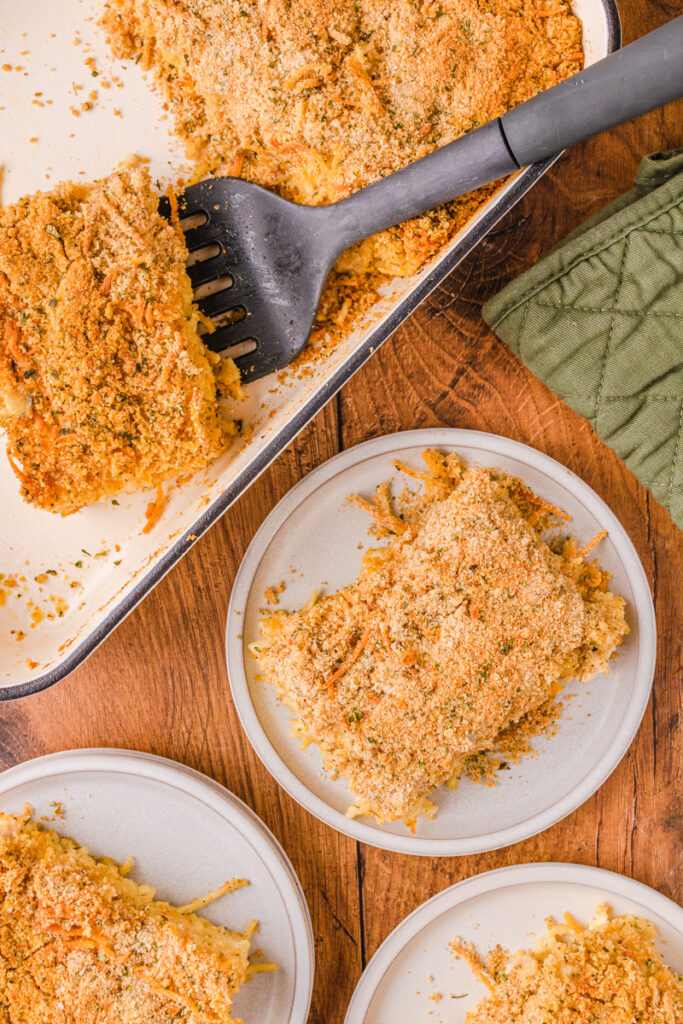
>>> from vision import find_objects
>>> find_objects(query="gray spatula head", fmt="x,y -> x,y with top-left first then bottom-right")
159,179 -> 337,382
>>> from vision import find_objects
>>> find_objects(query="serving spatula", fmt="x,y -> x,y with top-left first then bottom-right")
160,16 -> 683,383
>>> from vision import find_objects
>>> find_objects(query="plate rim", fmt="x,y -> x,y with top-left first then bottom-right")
225,427 -> 656,856
342,861 -> 683,1024
0,747 -> 315,1024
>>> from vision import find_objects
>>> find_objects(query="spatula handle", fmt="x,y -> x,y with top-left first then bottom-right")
328,15 -> 683,251
500,15 -> 683,167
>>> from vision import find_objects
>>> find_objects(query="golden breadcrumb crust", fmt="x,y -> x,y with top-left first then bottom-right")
0,163 -> 239,513
101,0 -> 583,338
255,451 -> 628,825
0,812 -> 251,1024
454,904 -> 683,1024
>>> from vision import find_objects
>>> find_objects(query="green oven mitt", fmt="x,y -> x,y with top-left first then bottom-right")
483,149 -> 683,529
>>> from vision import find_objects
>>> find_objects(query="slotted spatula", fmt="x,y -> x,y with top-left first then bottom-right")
160,16 -> 683,383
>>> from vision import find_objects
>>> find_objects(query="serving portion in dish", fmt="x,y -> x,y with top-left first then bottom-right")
0,748 -> 314,1024
227,429 -> 654,855
101,0 -> 583,341
253,449 -> 627,829
0,810 -> 268,1023
0,1 -> 618,694
0,161 -> 240,514
342,863 -> 683,1024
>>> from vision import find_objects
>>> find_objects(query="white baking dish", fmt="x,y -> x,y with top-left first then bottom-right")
0,0 -> 620,697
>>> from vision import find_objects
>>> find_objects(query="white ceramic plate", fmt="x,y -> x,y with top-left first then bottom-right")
343,863 -> 683,1024
226,429 -> 656,856
0,748 -> 314,1024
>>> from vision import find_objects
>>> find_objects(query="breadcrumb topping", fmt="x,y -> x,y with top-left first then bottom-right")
0,162 -> 239,513
0,811 -> 253,1023
254,451 -> 628,825
452,904 -> 683,1023
100,0 -> 583,339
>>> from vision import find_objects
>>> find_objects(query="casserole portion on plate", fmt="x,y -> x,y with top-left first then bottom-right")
0,810 -> 268,1024
452,903 -> 683,1023
253,450 -> 628,827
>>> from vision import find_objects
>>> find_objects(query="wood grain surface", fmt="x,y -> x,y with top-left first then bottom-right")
2,2 -> 682,1021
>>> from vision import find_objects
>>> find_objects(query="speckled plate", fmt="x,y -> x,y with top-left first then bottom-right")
0,748 -> 314,1024
343,863 -> 683,1024
226,429 -> 655,856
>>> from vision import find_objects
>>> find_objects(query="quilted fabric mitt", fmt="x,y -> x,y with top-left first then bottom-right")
483,149 -> 683,529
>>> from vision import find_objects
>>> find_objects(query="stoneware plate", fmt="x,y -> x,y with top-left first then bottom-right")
226,429 -> 655,856
343,863 -> 683,1024
0,748 -> 314,1024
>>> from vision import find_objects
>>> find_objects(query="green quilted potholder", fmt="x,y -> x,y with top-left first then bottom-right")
483,149 -> 683,529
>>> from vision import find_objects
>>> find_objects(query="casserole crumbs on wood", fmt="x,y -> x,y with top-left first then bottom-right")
101,0 -> 583,347
452,904 -> 683,1023
0,162 -> 240,513
253,451 -> 628,827
0,811 -> 275,1024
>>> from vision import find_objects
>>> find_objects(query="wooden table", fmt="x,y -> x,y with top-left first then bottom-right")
3,2 -> 681,1020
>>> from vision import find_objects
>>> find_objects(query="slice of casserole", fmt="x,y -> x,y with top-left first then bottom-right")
254,451 -> 628,826
0,812 -> 255,1024
0,162 -> 239,513
452,904 -> 683,1023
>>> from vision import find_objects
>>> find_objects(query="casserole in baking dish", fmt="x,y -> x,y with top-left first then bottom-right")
0,0 -> 619,696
